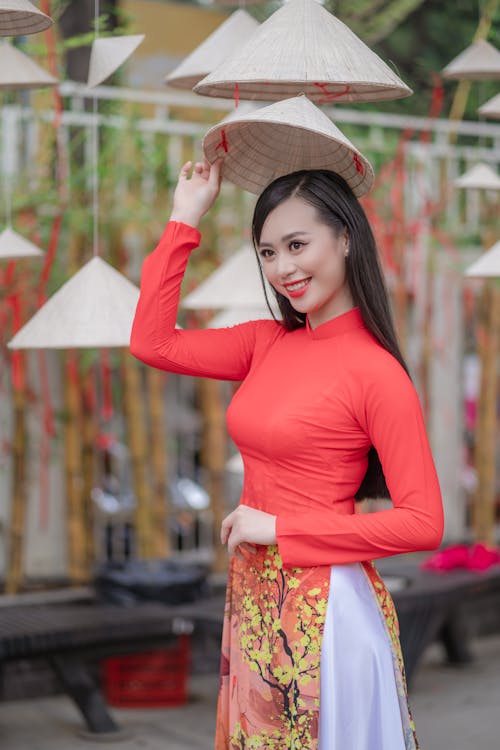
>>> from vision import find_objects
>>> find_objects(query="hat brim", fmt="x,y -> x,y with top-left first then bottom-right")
0,1 -> 52,36
203,115 -> 374,197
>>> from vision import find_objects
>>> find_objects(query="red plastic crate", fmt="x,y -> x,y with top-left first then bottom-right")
102,635 -> 191,707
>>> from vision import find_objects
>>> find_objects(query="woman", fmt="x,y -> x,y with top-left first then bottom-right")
130,159 -> 444,750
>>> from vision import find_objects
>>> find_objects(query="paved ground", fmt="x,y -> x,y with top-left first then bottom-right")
0,635 -> 498,749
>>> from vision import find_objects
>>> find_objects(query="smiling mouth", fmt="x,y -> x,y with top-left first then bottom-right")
284,278 -> 311,293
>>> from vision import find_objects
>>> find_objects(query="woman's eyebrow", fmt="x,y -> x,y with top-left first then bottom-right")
258,231 -> 311,248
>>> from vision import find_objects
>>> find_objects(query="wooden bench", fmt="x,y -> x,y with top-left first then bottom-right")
0,598 -> 221,737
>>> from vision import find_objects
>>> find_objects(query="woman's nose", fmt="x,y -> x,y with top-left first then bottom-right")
276,254 -> 297,279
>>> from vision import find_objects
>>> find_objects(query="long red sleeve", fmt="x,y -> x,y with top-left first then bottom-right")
275,355 -> 444,567
130,221 -> 275,381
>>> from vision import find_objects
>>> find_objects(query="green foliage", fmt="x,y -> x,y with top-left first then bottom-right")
374,0 -> 500,116
325,0 -> 428,43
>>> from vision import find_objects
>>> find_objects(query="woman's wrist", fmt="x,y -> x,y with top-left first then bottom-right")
169,210 -> 201,229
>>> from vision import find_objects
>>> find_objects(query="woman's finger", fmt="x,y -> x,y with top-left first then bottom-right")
179,161 -> 192,179
208,158 -> 223,190
228,533 -> 240,557
220,510 -> 235,545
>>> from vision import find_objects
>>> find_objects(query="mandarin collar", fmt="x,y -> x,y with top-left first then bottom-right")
306,307 -> 365,340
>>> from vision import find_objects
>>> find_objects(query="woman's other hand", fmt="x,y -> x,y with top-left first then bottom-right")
221,505 -> 277,557
170,158 -> 223,228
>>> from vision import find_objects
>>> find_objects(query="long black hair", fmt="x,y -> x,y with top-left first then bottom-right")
251,169 -> 409,501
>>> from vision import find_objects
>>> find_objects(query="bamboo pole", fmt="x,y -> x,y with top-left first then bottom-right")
64,352 -> 89,583
121,352 -> 155,559
5,384 -> 28,594
146,367 -> 171,558
471,281 -> 500,543
80,366 -> 98,570
63,226 -> 90,584
198,377 -> 227,573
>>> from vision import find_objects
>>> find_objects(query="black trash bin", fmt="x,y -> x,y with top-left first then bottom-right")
94,558 -> 209,606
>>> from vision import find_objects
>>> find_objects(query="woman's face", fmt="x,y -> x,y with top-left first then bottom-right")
257,196 -> 354,329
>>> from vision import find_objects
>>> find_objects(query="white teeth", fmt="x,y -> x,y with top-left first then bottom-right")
286,279 -> 309,292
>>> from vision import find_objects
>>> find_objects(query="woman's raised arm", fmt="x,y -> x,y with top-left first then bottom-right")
130,160 -> 274,381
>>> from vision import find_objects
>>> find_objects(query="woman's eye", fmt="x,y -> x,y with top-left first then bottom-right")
290,241 -> 303,251
259,248 -> 274,259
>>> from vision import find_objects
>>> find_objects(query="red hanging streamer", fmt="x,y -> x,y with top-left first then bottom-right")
9,292 -> 25,392
420,75 -> 444,145
234,83 -> 239,108
100,349 -> 114,421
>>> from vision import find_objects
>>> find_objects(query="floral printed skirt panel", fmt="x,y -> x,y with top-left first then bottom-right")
214,545 -> 419,750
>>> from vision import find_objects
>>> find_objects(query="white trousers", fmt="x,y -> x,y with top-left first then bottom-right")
319,564 -> 407,750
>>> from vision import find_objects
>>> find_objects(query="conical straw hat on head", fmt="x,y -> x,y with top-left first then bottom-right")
454,163 -> 500,190
0,0 -> 52,36
195,0 -> 411,103
442,39 -> 500,80
87,35 -> 145,88
464,241 -> 500,278
203,95 -> 374,196
166,10 -> 259,91
478,93 -> 500,119
8,257 -> 140,349
0,41 -> 57,89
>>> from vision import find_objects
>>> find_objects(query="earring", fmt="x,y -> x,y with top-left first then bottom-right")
344,245 -> 349,258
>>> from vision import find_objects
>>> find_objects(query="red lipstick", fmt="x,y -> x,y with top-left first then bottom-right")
283,277 -> 311,298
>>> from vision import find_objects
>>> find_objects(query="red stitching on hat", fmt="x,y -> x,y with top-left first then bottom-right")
215,128 -> 229,153
313,82 -> 351,104
353,154 -> 364,175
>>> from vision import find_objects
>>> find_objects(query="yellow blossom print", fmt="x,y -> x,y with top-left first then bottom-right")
215,549 -> 419,750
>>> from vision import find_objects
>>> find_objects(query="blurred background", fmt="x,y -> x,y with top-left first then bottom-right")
0,2 -> 499,747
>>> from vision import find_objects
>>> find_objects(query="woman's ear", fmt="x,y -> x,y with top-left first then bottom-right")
343,232 -> 350,258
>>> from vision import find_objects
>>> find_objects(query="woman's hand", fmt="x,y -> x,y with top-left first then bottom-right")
170,158 -> 223,228
221,504 -> 277,557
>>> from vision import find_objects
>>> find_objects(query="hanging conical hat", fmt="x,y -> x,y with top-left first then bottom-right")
203,95 -> 374,196
182,244 -> 274,309
194,0 -> 412,103
209,306 -> 277,328
478,93 -> 500,119
8,257 -> 140,349
0,226 -> 44,259
166,10 -> 259,91
0,41 -> 57,89
87,34 -> 145,88
0,0 -> 52,36
464,241 -> 500,278
442,39 -> 500,80
454,163 -> 500,190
